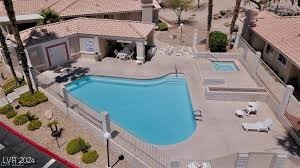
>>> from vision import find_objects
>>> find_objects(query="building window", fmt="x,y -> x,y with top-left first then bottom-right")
266,44 -> 273,54
277,54 -> 287,66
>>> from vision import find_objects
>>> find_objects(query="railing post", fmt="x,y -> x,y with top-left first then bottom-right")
169,160 -> 180,168
242,44 -> 248,60
278,85 -> 294,114
63,88 -> 69,108
251,51 -> 261,77
273,153 -> 288,168
235,153 -> 249,168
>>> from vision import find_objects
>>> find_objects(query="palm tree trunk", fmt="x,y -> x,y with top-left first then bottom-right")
3,0 -> 34,94
230,0 -> 241,34
206,0 -> 213,50
0,27 -> 20,85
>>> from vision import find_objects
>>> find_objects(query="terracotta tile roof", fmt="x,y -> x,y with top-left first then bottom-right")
19,18 -> 154,47
251,11 -> 300,67
0,0 -> 161,18
0,0 -> 58,16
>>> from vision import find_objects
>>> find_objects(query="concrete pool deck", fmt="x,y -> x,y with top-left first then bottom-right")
40,50 -> 298,161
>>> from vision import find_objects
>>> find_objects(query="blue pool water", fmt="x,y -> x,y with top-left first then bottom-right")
212,61 -> 238,72
66,75 -> 195,145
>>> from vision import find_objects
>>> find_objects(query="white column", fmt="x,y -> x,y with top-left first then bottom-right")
94,37 -> 100,53
235,153 -> 249,168
278,85 -> 294,114
136,41 -> 145,64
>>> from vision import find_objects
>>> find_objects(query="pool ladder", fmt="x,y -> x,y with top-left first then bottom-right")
175,64 -> 178,78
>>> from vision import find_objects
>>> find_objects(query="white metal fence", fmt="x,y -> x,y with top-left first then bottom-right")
236,35 -> 300,145
64,88 -> 170,168
170,152 -> 300,168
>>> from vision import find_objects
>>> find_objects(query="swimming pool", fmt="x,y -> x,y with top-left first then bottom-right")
212,61 -> 238,72
66,74 -> 195,145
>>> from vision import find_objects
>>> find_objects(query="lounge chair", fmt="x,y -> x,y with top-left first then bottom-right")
114,49 -> 120,59
245,102 -> 258,116
242,118 -> 273,132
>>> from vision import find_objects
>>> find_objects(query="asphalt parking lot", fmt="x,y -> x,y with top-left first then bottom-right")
0,126 -> 68,168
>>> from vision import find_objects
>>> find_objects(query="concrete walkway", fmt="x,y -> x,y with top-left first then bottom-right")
38,50 -> 298,161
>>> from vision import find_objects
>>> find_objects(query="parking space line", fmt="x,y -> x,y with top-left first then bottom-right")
42,158 -> 56,168
0,144 -> 5,151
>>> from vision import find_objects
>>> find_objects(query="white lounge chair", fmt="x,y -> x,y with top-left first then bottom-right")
242,118 -> 273,132
114,49 -> 119,59
245,102 -> 258,116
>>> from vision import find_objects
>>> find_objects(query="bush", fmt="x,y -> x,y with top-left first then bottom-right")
66,137 -> 91,155
27,112 -> 38,121
157,22 -> 168,31
0,104 -> 13,114
13,113 -> 29,125
81,150 -> 99,164
219,10 -> 226,16
19,91 -> 48,107
47,120 -> 58,127
1,78 -> 26,95
209,31 -> 228,52
6,111 -> 17,119
28,120 -> 42,131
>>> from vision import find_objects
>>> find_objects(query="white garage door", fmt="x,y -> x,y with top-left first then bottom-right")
47,43 -> 69,67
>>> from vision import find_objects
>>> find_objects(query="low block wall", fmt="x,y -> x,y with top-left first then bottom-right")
205,86 -> 268,101
202,78 -> 225,86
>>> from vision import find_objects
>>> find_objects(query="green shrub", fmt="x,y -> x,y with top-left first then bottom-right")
66,137 -> 91,155
209,31 -> 228,52
6,111 -> 17,119
1,78 -> 26,95
19,91 -> 48,107
27,112 -> 38,121
81,150 -> 99,164
157,22 -> 168,31
28,120 -> 42,131
0,104 -> 13,114
47,120 -> 58,127
13,113 -> 29,125
219,10 -> 226,16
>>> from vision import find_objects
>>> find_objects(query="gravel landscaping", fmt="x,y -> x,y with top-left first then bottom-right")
0,100 -> 131,168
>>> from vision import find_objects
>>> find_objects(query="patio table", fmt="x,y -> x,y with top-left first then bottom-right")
118,50 -> 131,60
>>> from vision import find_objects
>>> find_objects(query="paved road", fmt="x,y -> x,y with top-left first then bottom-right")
0,126 -> 67,168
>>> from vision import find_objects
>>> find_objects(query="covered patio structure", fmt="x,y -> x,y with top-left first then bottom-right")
14,17 -> 155,72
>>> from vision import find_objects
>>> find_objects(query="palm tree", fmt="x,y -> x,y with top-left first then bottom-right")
38,8 -> 61,25
0,27 -> 20,85
3,0 -> 34,94
230,0 -> 242,34
206,0 -> 213,50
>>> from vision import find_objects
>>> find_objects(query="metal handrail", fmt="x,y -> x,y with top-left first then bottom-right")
206,53 -> 218,61
175,64 -> 178,77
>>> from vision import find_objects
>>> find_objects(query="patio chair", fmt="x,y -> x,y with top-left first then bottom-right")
242,118 -> 273,132
245,102 -> 258,116
127,52 -> 135,60
114,49 -> 120,59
